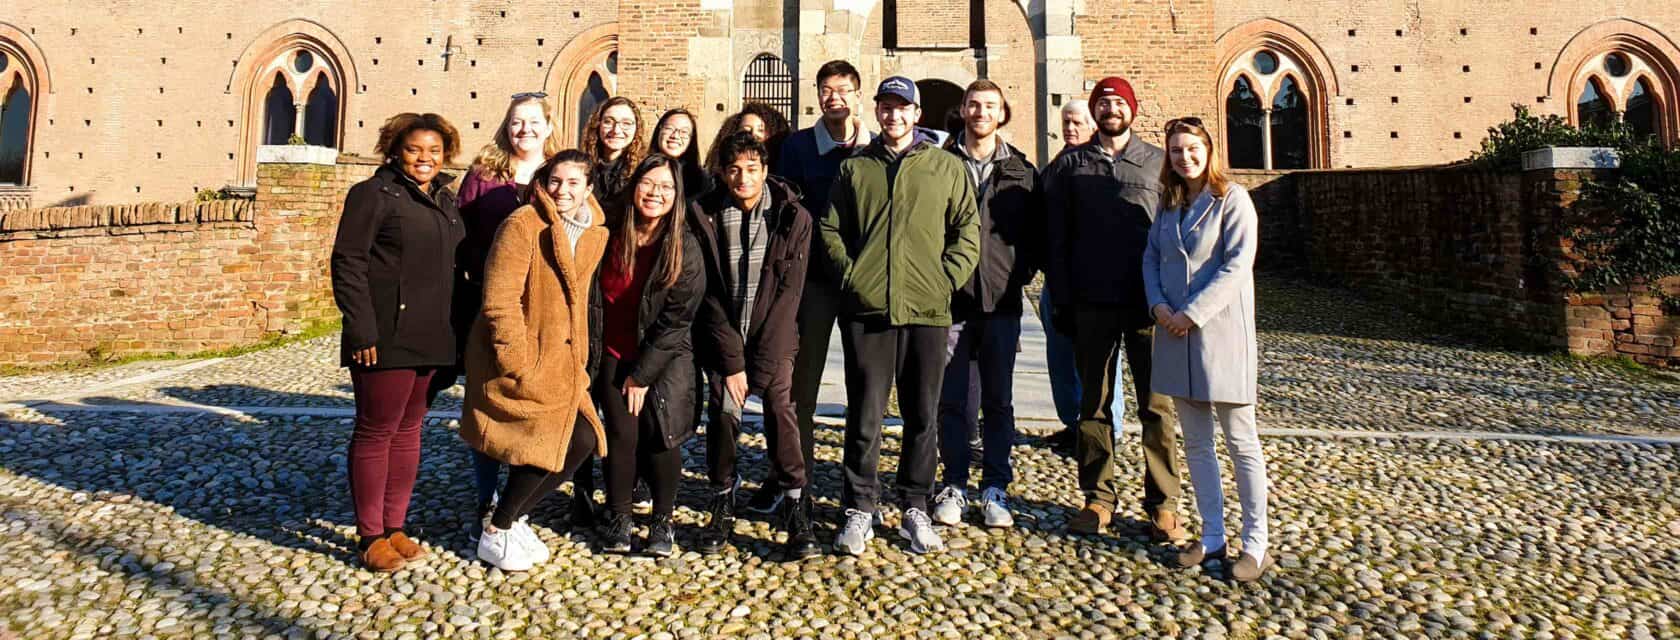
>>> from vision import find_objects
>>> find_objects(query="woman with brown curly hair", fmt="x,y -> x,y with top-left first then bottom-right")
581,97 -> 645,213
330,112 -> 464,572
703,102 -> 790,175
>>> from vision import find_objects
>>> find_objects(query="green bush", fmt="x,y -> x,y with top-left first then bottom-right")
1469,105 -> 1637,169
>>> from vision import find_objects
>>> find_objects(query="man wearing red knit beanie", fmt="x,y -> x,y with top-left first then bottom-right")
1040,76 -> 1188,543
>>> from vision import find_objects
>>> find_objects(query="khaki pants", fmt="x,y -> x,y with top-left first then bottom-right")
1071,308 -> 1181,515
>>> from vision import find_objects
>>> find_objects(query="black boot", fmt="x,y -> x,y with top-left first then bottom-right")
696,483 -> 737,555
781,493 -> 821,560
599,511 -> 632,554
646,512 -> 676,558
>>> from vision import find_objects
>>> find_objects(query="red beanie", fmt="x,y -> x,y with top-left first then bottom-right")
1089,77 -> 1139,114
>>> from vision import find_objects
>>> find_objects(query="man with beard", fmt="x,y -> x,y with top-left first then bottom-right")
1041,77 -> 1188,544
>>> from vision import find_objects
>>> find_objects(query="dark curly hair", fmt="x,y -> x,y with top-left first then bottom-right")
581,97 -> 646,192
374,112 -> 462,166
704,101 -> 790,174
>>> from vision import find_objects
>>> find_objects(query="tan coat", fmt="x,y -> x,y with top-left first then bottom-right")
460,201 -> 609,472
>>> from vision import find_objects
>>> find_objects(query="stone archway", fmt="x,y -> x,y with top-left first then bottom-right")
916,78 -> 965,138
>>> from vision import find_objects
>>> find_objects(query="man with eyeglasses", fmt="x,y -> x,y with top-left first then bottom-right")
819,76 -> 979,556
1041,77 -> 1188,544
764,60 -> 875,516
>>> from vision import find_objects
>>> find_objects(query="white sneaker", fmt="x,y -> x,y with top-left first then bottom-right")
978,487 -> 1014,528
898,508 -> 946,554
931,486 -> 966,526
833,509 -> 877,556
477,526 -> 534,572
513,516 -> 550,564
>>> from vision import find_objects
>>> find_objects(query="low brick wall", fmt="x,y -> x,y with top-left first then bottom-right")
0,157 -> 378,365
1240,164 -> 1679,367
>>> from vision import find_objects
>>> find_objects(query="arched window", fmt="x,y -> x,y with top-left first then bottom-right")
1270,75 -> 1309,169
1225,76 -> 1265,169
0,33 -> 47,187
1576,77 -> 1614,129
231,25 -> 354,185
742,53 -> 795,124
1626,78 -> 1657,139
547,25 -> 619,147
1563,45 -> 1676,143
262,73 -> 297,145
1218,45 -> 1329,169
303,72 -> 339,147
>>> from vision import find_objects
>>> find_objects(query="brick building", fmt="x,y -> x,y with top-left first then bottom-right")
2,2 -> 1677,208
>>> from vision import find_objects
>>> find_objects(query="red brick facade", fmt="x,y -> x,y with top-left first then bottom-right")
5,3 -> 1675,206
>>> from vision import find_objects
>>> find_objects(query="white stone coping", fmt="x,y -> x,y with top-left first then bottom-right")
256,145 -> 339,166
1522,147 -> 1622,171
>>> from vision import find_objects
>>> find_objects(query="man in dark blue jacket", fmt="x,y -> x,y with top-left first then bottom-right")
770,60 -> 873,514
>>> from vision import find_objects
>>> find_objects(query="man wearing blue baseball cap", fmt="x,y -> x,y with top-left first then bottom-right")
817,75 -> 980,556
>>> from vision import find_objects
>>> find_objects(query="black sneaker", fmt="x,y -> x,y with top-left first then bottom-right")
781,494 -> 821,561
696,485 -> 737,555
743,485 -> 784,515
646,513 -> 675,558
599,511 -> 632,554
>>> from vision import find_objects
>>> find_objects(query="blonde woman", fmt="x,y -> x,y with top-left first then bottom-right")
1142,117 -> 1272,582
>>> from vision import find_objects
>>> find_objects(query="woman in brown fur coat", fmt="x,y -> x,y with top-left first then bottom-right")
459,150 -> 608,572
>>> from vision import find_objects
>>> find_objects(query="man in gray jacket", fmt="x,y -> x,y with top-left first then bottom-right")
1040,77 -> 1187,543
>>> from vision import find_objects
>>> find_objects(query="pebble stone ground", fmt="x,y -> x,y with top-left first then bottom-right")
1,278 -> 1678,640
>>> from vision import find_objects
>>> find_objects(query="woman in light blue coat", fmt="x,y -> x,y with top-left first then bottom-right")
1142,117 -> 1272,582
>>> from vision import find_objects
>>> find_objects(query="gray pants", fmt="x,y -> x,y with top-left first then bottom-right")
1174,398 -> 1269,561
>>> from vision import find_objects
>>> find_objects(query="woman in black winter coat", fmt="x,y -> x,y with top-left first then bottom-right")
589,154 -> 705,557
329,112 -> 464,572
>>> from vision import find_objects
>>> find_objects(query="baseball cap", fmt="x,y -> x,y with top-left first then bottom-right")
874,76 -> 920,105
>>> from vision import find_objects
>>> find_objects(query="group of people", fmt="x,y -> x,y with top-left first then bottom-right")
328,58 -> 1275,582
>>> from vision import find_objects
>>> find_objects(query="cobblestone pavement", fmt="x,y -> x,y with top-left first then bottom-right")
2,278 -> 1678,639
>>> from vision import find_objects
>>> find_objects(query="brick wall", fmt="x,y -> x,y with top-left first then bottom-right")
1078,0 -> 1219,146
0,157 -> 376,366
1245,164 -> 1679,367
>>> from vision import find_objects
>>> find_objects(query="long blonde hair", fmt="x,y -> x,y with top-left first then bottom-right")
470,95 -> 562,182
1159,117 -> 1231,211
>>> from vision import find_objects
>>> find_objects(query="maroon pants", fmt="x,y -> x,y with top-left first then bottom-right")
348,367 -> 434,539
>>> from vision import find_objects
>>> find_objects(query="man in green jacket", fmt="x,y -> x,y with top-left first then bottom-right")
819,76 -> 980,556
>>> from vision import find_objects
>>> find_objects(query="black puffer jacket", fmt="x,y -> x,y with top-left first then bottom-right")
588,225 -> 707,450
330,164 -> 465,369
944,139 -> 1041,321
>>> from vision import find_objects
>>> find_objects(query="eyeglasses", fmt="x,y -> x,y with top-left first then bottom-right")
661,127 -> 693,140
819,87 -> 857,99
1165,116 -> 1206,132
638,179 -> 676,194
511,91 -> 548,100
601,118 -> 636,132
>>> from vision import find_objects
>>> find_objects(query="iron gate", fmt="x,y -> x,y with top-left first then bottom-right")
742,54 -> 795,122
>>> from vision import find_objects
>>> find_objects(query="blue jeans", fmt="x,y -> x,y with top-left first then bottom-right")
471,447 -> 502,509
1037,288 -> 1125,435
938,312 -> 1021,491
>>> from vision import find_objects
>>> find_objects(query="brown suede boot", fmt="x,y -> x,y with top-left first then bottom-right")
1150,510 -> 1192,544
1068,502 -> 1113,534
360,538 -> 406,573
1173,542 -> 1226,569
387,532 -> 426,561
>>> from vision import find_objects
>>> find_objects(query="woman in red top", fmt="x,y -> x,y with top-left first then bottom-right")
589,154 -> 705,557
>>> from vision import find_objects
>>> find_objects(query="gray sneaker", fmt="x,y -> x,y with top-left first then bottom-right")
898,508 -> 946,554
978,487 -> 1014,528
931,485 -> 966,526
833,509 -> 877,556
